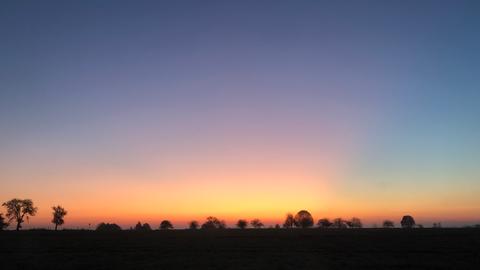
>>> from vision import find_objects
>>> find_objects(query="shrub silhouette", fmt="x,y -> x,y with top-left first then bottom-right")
317,218 -> 333,228
383,220 -> 395,228
201,216 -> 226,229
294,210 -> 314,228
400,215 -> 416,228
96,222 -> 121,231
51,205 -> 67,231
283,213 -> 295,228
348,217 -> 362,228
275,224 -> 281,229
331,218 -> 348,228
189,220 -> 199,229
0,213 -> 8,230
250,219 -> 264,229
236,219 -> 248,229
160,220 -> 173,230
2,199 -> 38,231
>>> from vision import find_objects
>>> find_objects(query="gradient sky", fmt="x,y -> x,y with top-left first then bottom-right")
1,0 -> 479,229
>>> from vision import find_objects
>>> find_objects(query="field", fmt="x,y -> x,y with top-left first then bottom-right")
1,229 -> 479,269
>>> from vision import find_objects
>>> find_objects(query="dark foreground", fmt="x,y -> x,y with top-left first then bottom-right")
1,229 -> 479,270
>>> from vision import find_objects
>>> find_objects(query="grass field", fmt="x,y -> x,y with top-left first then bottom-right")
1,229 -> 479,269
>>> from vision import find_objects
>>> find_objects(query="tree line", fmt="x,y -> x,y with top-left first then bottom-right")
0,198 -> 425,231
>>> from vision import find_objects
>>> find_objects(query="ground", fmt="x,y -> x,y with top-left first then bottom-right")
1,228 -> 479,269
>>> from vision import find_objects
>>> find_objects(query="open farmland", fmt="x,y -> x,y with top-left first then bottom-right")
1,228 -> 479,269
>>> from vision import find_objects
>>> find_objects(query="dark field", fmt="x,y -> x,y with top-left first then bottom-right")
1,229 -> 479,270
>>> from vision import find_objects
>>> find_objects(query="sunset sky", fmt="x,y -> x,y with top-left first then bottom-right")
1,0 -> 479,229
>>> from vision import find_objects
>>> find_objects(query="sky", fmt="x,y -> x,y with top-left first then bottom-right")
1,0 -> 479,229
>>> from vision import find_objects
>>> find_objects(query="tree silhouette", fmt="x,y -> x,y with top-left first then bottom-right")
189,220 -> 199,229
134,222 -> 152,231
236,219 -> 248,229
317,218 -> 333,228
383,220 -> 395,228
331,218 -> 347,228
51,205 -> 67,231
0,213 -> 8,230
348,217 -> 362,228
283,213 -> 295,228
160,220 -> 173,230
96,222 -> 121,231
201,216 -> 226,229
2,199 -> 37,231
250,219 -> 264,229
400,215 -> 416,228
294,210 -> 314,228
275,224 -> 281,229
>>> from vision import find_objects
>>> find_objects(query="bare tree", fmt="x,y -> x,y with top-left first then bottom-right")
0,213 -> 8,230
2,199 -> 38,231
160,220 -> 173,230
236,219 -> 248,229
294,210 -> 314,228
283,213 -> 295,228
51,205 -> 67,231
400,215 -> 416,228
317,218 -> 333,228
250,219 -> 264,229
201,216 -> 226,229
189,220 -> 199,229
382,220 -> 395,228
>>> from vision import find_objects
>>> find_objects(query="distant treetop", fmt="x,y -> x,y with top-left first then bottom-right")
135,221 -> 152,231
96,222 -> 121,231
236,219 -> 248,229
250,219 -> 264,229
189,220 -> 199,230
160,220 -> 174,230
400,215 -> 416,228
283,213 -> 295,228
317,218 -> 333,228
348,217 -> 363,228
201,216 -> 226,229
294,210 -> 314,228
383,220 -> 395,228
